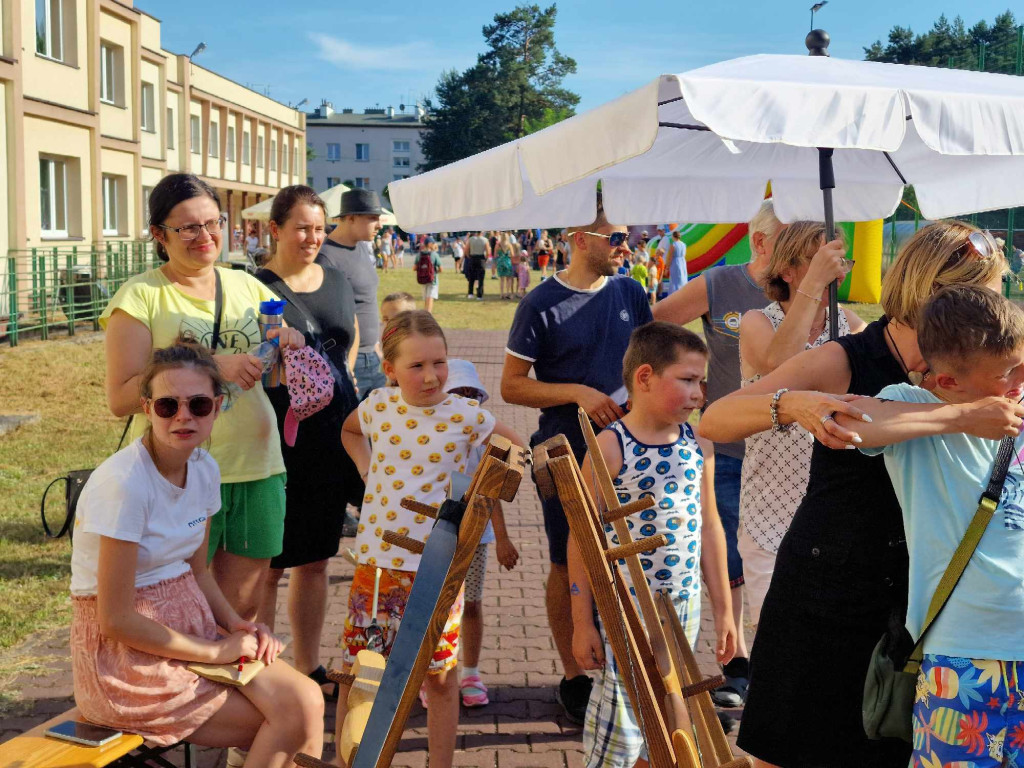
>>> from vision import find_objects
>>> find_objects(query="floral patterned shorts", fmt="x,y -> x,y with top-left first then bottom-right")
913,653 -> 1024,768
342,563 -> 463,674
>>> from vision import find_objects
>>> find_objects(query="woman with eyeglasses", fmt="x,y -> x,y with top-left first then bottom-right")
70,339 -> 323,767
101,173 -> 305,626
699,222 -> 1019,768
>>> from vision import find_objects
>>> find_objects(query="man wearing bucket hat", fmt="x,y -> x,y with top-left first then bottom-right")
316,188 -> 385,399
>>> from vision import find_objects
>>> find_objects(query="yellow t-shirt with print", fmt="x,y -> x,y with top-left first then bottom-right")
100,266 -> 285,483
354,387 -> 496,572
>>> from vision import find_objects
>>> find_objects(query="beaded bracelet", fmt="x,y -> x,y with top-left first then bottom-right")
770,388 -> 790,433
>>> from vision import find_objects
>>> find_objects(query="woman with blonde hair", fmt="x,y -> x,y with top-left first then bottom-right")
700,221 -> 1017,768
496,232 -> 515,300
736,222 -> 865,633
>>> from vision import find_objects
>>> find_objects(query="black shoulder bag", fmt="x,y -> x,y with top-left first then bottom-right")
41,270 -> 225,540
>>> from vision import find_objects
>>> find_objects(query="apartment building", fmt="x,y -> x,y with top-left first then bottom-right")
0,0 -> 305,254
305,101 -> 425,206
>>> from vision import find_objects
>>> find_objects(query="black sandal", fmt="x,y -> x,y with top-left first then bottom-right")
309,665 -> 339,702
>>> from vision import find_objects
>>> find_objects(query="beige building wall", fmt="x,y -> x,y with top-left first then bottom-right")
0,81 -> 9,259
23,116 -> 94,246
98,10 -> 135,142
21,0 -> 89,112
99,147 -> 136,239
139,59 -> 162,160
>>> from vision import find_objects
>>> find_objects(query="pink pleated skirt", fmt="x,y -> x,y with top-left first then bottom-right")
71,570 -> 230,745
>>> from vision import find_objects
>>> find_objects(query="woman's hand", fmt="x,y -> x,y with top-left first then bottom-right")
267,326 -> 305,350
215,629 -> 259,664
223,618 -> 282,664
777,390 -> 871,449
216,353 -> 263,391
958,397 -> 1024,440
714,613 -> 738,665
572,621 -> 605,671
495,535 -> 519,571
800,238 -> 849,295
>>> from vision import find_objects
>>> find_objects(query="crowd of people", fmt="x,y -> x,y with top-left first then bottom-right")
62,169 -> 1024,768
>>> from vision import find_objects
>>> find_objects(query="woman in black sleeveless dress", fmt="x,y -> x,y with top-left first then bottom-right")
699,221 -> 1008,767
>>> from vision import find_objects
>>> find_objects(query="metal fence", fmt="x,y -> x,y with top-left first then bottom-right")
1,241 -> 159,346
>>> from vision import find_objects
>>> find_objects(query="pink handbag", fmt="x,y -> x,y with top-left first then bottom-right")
280,346 -> 335,447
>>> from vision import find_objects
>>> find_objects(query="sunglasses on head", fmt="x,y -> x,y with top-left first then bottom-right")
580,231 -> 629,248
150,395 -> 216,419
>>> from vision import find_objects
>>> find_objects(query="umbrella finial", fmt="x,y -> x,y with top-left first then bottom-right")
806,29 -> 831,57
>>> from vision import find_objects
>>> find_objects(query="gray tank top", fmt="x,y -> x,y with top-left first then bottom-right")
700,263 -> 769,460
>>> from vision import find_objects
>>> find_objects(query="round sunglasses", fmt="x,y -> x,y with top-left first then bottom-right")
150,395 -> 216,419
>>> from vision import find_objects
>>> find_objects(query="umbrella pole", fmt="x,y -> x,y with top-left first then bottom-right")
818,147 -> 839,339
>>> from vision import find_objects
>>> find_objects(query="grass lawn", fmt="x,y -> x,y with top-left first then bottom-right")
0,258 -> 883,665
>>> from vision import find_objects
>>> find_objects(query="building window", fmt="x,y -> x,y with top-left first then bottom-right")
393,156 -> 410,168
141,185 -> 153,225
242,130 -> 251,165
354,177 -> 370,189
270,139 -> 277,171
327,143 -> 340,161
226,126 -> 235,162
355,143 -> 369,161
257,136 -> 264,168
190,116 -> 201,155
102,174 -> 125,236
166,107 -> 175,148
35,0 -> 67,62
326,177 -> 340,188
100,43 -> 123,106
393,174 -> 410,181
393,140 -> 410,153
141,82 -> 156,132
209,120 -> 219,158
39,156 -> 68,237
284,143 -> 290,174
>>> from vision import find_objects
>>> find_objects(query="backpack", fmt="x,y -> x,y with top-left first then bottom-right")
416,252 -> 435,284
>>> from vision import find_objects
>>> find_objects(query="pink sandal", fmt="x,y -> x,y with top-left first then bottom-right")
460,675 -> 489,707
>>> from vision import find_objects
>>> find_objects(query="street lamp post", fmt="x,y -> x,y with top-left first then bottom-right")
810,1 -> 828,32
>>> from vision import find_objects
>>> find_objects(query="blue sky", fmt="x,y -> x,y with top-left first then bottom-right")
139,0 -> 1017,114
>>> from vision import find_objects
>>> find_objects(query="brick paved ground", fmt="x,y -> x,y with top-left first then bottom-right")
0,328 -> 741,767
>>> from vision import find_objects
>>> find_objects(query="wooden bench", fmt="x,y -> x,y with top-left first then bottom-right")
0,707 -> 195,768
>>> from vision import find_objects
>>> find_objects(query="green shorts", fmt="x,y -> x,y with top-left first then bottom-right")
207,473 -> 287,560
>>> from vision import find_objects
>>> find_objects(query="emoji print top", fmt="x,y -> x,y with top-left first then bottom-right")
354,387 -> 496,572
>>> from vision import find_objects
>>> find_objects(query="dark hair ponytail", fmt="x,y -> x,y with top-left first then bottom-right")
148,174 -> 221,262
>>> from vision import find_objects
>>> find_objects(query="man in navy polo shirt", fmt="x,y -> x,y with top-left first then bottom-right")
501,193 -> 652,723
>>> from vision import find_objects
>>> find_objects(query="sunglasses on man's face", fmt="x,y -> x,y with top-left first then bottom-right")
150,395 -> 216,419
581,231 -> 630,248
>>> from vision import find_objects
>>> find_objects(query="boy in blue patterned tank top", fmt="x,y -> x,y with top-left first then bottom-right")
569,321 -> 737,768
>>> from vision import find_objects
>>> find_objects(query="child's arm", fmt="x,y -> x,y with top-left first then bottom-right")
694,435 -> 737,664
341,409 -> 371,480
488,418 -> 526,448
568,534 -> 604,670
490,501 -> 519,570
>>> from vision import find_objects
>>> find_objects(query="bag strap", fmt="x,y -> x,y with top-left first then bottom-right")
210,268 -> 224,352
904,434 -> 1015,673
40,476 -> 72,538
265,275 -> 323,339
115,415 -> 133,451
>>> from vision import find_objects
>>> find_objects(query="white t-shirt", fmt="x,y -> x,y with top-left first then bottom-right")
70,439 -> 222,595
355,388 -> 495,571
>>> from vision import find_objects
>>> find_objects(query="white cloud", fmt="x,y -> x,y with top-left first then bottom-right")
309,33 -> 436,72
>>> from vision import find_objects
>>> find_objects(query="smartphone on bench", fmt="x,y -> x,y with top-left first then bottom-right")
45,719 -> 122,747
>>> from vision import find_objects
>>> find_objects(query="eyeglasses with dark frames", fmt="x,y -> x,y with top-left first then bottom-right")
156,214 -> 228,242
150,395 -> 216,419
581,231 -> 630,248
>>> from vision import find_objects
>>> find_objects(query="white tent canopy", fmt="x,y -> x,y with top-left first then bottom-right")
241,182 -> 397,226
388,54 -> 1024,233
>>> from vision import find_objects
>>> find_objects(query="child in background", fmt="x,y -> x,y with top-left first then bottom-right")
444,359 -> 520,707
338,310 -> 524,768
516,253 -> 531,298
380,292 -> 416,326
646,255 -> 660,305
630,250 -> 649,289
570,322 -> 736,768
841,286 -> 1024,768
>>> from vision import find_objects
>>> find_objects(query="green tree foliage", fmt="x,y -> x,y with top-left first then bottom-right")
420,4 -> 579,171
864,11 -> 1020,74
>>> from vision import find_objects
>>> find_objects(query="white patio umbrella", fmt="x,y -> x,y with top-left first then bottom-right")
388,43 -> 1024,335
241,183 -> 398,225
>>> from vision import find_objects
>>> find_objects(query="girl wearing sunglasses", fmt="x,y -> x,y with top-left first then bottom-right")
69,340 -> 324,767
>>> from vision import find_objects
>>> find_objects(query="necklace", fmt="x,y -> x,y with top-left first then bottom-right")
885,323 -> 925,386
